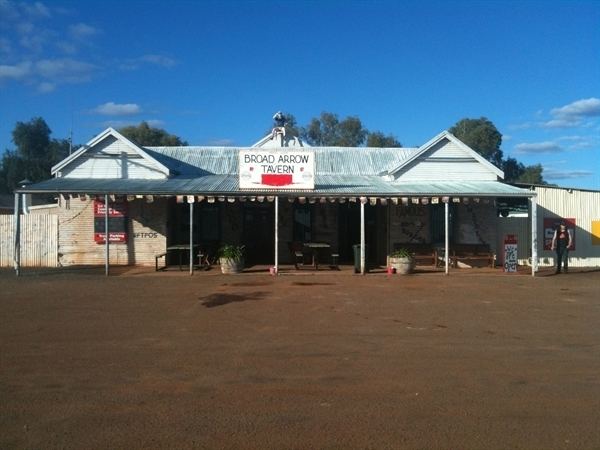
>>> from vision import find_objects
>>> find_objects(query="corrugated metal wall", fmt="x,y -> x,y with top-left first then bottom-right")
0,215 -> 58,267
534,187 -> 600,268
497,217 -> 530,266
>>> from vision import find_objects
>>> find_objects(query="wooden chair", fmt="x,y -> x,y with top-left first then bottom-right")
288,241 -> 306,269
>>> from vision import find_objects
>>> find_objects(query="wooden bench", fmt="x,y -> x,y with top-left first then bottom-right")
393,243 -> 437,266
451,244 -> 495,268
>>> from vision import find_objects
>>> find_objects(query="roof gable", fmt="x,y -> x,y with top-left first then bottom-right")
388,130 -> 504,180
51,128 -> 170,177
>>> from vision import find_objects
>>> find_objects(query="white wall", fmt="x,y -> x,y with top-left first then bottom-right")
60,136 -> 166,179
398,139 -> 498,182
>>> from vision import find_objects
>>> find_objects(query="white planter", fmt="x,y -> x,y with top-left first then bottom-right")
389,256 -> 415,275
220,257 -> 244,274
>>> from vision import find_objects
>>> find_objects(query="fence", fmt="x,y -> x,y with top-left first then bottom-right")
0,215 -> 59,267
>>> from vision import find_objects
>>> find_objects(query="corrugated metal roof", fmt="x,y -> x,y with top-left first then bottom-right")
20,143 -> 533,197
390,181 -> 533,196
19,176 -> 533,197
144,146 -> 416,176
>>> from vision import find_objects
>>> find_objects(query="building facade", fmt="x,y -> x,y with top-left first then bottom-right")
15,125 -> 537,272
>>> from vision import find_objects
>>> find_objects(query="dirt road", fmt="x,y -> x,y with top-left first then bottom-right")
1,268 -> 599,449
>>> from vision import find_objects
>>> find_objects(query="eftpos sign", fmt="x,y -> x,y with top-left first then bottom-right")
239,150 -> 315,190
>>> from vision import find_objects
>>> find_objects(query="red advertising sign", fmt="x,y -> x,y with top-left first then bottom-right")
93,200 -> 127,217
543,218 -> 575,251
94,199 -> 128,244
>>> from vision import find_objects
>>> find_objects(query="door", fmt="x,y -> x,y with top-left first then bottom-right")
242,203 -> 274,265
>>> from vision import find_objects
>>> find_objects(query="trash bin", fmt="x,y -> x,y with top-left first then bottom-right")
352,244 -> 369,273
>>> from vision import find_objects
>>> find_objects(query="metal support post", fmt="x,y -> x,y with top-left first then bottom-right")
13,193 -> 21,276
530,196 -> 537,277
105,194 -> 109,276
189,198 -> 194,275
360,199 -> 365,275
445,200 -> 449,275
274,196 -> 279,274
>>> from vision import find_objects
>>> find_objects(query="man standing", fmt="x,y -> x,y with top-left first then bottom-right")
551,221 -> 573,274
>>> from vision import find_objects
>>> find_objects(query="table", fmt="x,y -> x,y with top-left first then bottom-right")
166,244 -> 199,270
303,242 -> 331,270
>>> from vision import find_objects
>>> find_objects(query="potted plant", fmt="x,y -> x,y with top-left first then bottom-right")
388,248 -> 415,275
218,244 -> 245,274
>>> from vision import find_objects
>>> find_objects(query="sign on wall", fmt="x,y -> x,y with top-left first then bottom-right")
503,234 -> 518,272
94,198 -> 128,244
592,220 -> 600,246
543,217 -> 576,251
239,150 -> 314,189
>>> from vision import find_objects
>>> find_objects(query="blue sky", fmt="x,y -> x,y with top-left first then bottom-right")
1,0 -> 599,189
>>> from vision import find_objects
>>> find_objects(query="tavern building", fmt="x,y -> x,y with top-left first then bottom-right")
12,120 -> 540,275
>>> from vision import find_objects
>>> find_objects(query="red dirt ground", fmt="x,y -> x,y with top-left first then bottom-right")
1,266 -> 599,449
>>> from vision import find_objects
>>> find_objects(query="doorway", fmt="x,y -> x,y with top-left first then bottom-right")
243,203 -> 274,265
338,202 -> 378,263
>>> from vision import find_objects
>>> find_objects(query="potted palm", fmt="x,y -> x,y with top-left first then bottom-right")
218,244 -> 245,274
388,248 -> 415,275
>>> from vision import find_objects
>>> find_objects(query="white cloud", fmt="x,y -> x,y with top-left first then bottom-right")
120,54 -> 177,71
543,169 -> 594,180
146,119 -> 165,127
68,22 -> 98,39
37,81 -> 55,93
551,98 -> 600,118
539,97 -> 600,129
55,41 -> 77,54
23,1 -> 51,18
507,122 -> 534,131
35,58 -> 96,82
93,102 -> 142,116
514,141 -> 563,154
541,118 -> 580,129
0,61 -> 31,80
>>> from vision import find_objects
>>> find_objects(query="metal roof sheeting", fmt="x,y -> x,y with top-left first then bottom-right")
19,176 -> 533,197
20,142 -> 533,197
144,146 -> 416,176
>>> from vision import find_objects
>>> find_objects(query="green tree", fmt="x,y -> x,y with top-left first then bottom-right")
119,122 -> 187,146
517,164 -> 545,184
302,112 -> 368,147
0,117 -> 70,193
449,117 -> 503,167
0,150 -> 25,194
502,157 -> 525,182
366,131 -> 402,147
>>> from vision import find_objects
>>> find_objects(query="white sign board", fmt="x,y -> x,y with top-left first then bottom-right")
503,234 -> 518,272
239,150 -> 315,190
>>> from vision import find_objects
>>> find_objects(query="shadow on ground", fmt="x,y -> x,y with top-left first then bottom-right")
199,291 -> 267,308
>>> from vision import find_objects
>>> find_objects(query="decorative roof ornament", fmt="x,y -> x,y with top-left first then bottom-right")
273,111 -> 286,127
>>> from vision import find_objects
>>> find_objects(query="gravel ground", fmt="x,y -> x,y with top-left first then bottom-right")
1,267 -> 599,449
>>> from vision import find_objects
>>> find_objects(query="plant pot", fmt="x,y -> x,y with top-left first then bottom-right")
389,256 -> 415,275
220,257 -> 244,274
